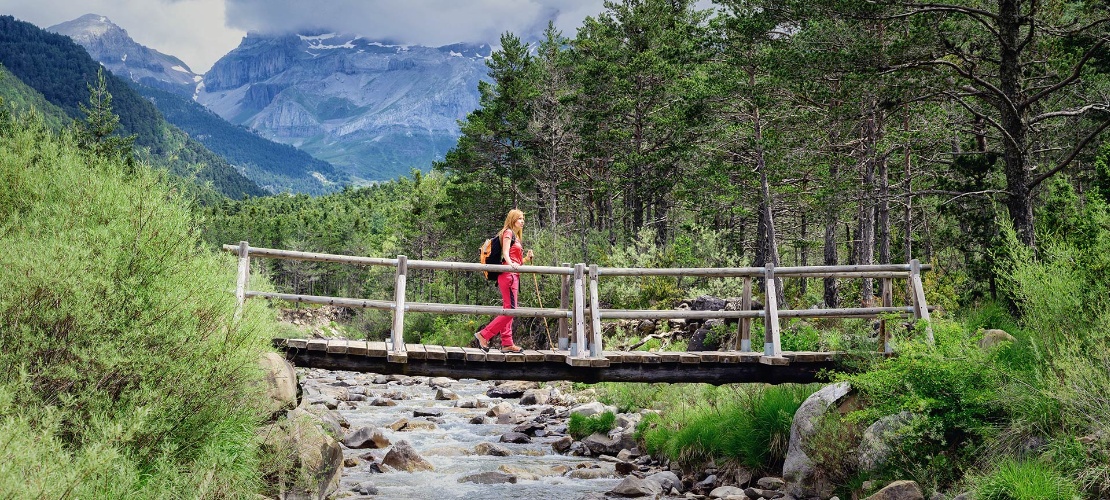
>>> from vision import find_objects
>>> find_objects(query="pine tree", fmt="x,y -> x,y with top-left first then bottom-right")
74,68 -> 135,160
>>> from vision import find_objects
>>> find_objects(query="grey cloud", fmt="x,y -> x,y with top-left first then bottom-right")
225,0 -> 605,45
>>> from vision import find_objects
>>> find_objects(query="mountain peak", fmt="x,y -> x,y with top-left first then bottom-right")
49,14 -> 198,98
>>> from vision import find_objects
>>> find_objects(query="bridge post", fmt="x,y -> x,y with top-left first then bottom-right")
589,265 -> 603,357
909,259 -> 935,345
738,276 -> 752,352
234,241 -> 250,321
572,263 -> 586,357
390,255 -> 408,362
880,277 -> 893,354
558,263 -> 571,350
762,264 -> 786,364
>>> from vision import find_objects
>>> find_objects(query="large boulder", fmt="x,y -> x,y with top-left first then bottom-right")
610,476 -> 664,497
783,382 -> 854,499
260,407 -> 343,500
382,440 -> 434,472
582,431 -> 636,456
258,352 -> 298,415
858,412 -> 915,472
645,471 -> 683,493
487,381 -> 539,398
459,471 -> 517,484
863,480 -> 924,500
341,426 -> 390,449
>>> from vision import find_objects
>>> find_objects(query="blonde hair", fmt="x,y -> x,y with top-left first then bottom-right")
502,209 -> 525,242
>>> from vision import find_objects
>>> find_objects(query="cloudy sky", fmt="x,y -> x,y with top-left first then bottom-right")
0,0 -> 607,73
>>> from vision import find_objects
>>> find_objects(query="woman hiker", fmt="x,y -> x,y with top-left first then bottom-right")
475,209 -> 533,353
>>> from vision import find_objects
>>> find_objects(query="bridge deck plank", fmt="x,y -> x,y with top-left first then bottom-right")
463,347 -> 487,362
657,352 -> 681,363
638,351 -> 661,363
327,339 -> 348,354
695,351 -> 719,362
505,352 -> 526,363
424,345 -> 446,361
444,346 -> 466,360
522,350 -> 545,362
540,350 -> 567,363
307,339 -> 328,352
287,339 -> 308,350
678,353 -> 701,364
486,351 -> 507,362
367,342 -> 388,357
405,344 -> 427,360
347,340 -> 368,356
603,351 -> 624,364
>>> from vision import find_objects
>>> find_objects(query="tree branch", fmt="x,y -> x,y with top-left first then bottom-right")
1022,39 -> 1107,110
1030,119 -> 1110,189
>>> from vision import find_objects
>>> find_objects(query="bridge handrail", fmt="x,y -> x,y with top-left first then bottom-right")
225,242 -> 934,365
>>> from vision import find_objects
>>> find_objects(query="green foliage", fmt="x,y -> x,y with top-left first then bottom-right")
568,411 -> 616,439
972,458 -> 1079,500
73,68 -> 136,160
634,384 -> 815,471
0,110 -> 278,496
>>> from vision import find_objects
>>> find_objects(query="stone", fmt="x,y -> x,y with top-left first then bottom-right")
500,432 -> 532,444
486,402 -> 514,417
783,382 -> 854,499
499,464 -> 540,481
260,408 -> 343,500
487,381 -> 539,398
369,398 -> 397,406
710,486 -> 747,499
458,471 -> 517,484
473,442 -> 512,456
862,480 -> 924,500
413,408 -> 443,417
353,481 -> 379,495
520,388 -> 552,405
258,352 -> 298,415
696,474 -> 718,493
615,461 -> 636,475
693,296 -> 728,311
646,471 -> 683,493
399,419 -> 438,431
858,412 -> 915,472
582,431 -> 637,456
744,487 -> 784,499
469,416 -> 488,425
570,401 -> 612,417
756,477 -> 785,490
382,440 -> 434,472
552,436 -> 574,453
388,418 -> 409,431
568,466 -> 616,479
341,426 -> 390,449
610,476 -> 664,497
428,377 -> 454,388
435,388 -> 458,401
979,329 -> 1015,349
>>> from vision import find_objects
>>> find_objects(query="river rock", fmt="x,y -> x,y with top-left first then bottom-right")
745,487 -> 784,499
582,431 -> 636,456
352,481 -> 379,495
757,477 -> 785,490
610,476 -> 663,497
428,377 -> 454,388
710,486 -> 747,499
435,388 -> 459,400
570,401 -> 613,417
413,408 -> 443,417
473,442 -> 512,456
399,419 -> 438,431
382,440 -> 434,472
568,465 -> 616,479
498,464 -> 540,481
487,402 -> 514,417
459,471 -> 518,484
371,375 -> 389,384
552,436 -> 574,453
500,431 -> 532,444
469,416 -> 488,425
369,398 -> 397,406
520,388 -> 552,405
863,480 -> 924,500
258,352 -> 299,415
695,474 -> 718,492
783,382 -> 853,499
646,471 -> 683,493
487,381 -> 539,398
303,405 -> 348,439
341,426 -> 390,449
260,407 -> 343,499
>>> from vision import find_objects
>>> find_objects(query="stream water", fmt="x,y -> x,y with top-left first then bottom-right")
305,369 -> 625,499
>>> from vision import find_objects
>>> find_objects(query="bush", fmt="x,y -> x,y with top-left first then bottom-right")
0,111 -> 278,496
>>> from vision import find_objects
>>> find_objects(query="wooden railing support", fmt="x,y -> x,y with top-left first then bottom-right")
558,263 -> 571,350
589,264 -> 603,357
739,276 -> 752,352
880,276 -> 893,354
234,240 -> 250,321
909,259 -> 934,345
762,264 -> 786,364
572,263 -> 586,357
390,254 -> 408,362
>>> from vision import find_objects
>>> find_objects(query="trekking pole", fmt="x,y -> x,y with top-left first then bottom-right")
532,273 -> 555,349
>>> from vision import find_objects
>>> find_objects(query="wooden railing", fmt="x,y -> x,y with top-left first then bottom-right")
224,241 -> 933,365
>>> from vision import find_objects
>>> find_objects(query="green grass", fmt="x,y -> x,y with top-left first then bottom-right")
974,459 -> 1079,500
568,411 -> 617,439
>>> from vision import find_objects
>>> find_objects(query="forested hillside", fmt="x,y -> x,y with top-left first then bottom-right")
0,15 -> 266,199
138,84 -> 349,195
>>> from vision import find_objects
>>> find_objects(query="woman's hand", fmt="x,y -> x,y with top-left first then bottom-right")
525,249 -> 534,262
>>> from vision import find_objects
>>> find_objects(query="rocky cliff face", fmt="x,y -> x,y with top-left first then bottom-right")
196,32 -> 490,182
48,14 -> 199,98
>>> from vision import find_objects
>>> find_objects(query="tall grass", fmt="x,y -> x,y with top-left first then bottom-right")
631,384 -> 816,471
0,109 -> 279,496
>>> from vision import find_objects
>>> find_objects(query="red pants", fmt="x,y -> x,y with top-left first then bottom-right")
479,272 -> 518,346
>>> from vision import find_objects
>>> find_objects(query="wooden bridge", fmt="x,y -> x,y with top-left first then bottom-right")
226,242 -> 934,384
